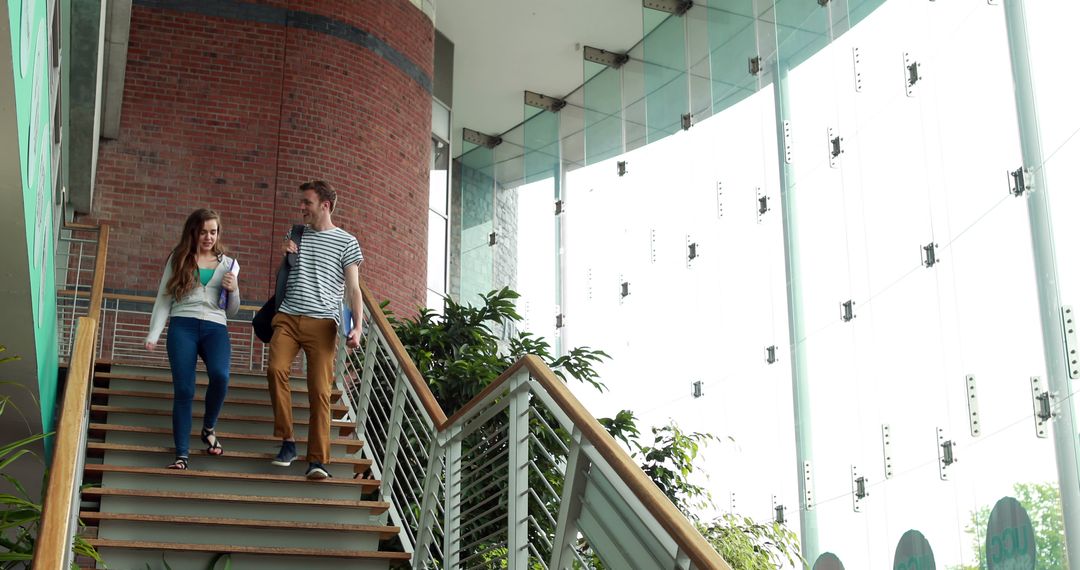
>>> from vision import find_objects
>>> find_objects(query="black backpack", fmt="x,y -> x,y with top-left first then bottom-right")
251,224 -> 305,343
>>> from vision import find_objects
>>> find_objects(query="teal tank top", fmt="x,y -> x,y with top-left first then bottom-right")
198,268 -> 214,286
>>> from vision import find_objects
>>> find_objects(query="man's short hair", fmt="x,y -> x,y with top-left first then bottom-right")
300,180 -> 337,213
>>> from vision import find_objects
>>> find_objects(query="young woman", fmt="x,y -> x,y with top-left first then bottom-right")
145,209 -> 241,470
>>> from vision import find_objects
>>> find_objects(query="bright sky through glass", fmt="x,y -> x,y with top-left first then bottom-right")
506,1 -> 1080,567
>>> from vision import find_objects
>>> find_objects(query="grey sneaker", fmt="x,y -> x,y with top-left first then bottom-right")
305,462 -> 331,480
272,440 -> 297,467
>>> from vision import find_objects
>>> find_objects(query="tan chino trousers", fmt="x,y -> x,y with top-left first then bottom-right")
266,313 -> 337,465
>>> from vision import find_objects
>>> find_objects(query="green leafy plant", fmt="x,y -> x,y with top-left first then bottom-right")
953,481 -> 1065,570
0,345 -> 103,569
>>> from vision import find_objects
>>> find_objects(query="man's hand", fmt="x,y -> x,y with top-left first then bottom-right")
282,239 -> 298,255
145,341 -> 157,352
346,327 -> 361,349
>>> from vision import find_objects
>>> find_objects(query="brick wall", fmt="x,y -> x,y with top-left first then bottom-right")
86,0 -> 433,317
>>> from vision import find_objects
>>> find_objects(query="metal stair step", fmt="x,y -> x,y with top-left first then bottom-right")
84,539 -> 411,560
89,405 -> 356,434
80,512 -> 398,537
94,372 -> 344,399
81,487 -> 389,513
85,464 -> 380,489
89,423 -> 363,452
86,442 -> 371,473
91,388 -> 348,412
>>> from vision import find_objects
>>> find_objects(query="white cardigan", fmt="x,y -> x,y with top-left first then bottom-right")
145,254 -> 241,344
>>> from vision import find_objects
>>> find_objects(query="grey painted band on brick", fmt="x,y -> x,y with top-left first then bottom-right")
132,0 -> 433,93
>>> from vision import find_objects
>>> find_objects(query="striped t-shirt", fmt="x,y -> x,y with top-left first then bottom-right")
278,226 -> 363,322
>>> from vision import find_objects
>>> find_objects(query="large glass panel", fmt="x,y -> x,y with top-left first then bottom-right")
458,145 -> 495,305
774,1 -> 1056,567
584,62 -> 623,166
524,108 -> 560,184
643,8 -> 688,144
705,0 -> 758,114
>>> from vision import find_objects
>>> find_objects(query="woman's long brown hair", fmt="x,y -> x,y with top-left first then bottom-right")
166,209 -> 226,301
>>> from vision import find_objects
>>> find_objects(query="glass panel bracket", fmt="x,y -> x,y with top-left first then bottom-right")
748,56 -> 762,76
937,427 -> 956,480
757,187 -> 770,223
881,424 -> 893,479
904,52 -> 921,97
686,235 -> 699,268
1031,376 -> 1054,438
1008,166 -> 1031,197
966,375 -> 981,437
642,0 -> 692,16
524,90 -> 567,113
841,300 -> 856,322
765,345 -> 778,364
691,380 -> 704,398
921,242 -> 939,268
681,113 -> 693,131
583,46 -> 629,69
462,128 -> 502,149
851,465 -> 868,513
772,495 -> 786,524
828,128 -> 843,168
1063,306 -> 1079,378
617,161 -> 628,177
852,47 -> 863,92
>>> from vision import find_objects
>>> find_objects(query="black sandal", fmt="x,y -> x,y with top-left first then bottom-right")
167,457 -> 189,470
201,427 -> 224,456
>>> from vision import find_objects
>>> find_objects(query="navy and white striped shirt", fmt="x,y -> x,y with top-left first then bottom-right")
279,226 -> 362,322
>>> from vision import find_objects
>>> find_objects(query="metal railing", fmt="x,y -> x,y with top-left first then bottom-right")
347,286 -> 730,569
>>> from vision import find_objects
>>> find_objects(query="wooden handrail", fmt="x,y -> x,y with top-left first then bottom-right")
86,225 -> 109,323
442,355 -> 732,570
34,317 -> 97,569
359,282 -> 447,426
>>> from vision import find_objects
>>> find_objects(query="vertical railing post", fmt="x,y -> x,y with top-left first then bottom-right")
414,439 -> 446,568
549,428 -> 588,570
443,434 -> 462,568
379,369 -> 409,497
506,373 -> 531,568
1002,2 -> 1080,564
351,326 -> 380,436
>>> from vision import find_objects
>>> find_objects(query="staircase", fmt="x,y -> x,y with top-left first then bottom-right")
78,362 -> 411,569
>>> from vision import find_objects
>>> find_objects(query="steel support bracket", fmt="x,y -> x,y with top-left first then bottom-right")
882,424 -> 893,479
904,52 -> 921,97
772,495 -> 786,524
757,187 -> 770,223
1009,167 -> 1031,197
462,127 -> 502,149
966,375 -> 981,437
841,300 -> 856,322
1031,376 -> 1053,438
783,121 -> 793,164
617,160 -> 628,177
583,45 -> 630,69
765,345 -> 778,365
681,113 -> 693,131
852,47 -> 863,92
937,427 -> 956,480
828,127 -> 843,168
524,90 -> 567,113
803,461 -> 815,510
749,56 -> 762,76
922,242 -> 939,268
686,235 -> 699,267
1063,306 -> 1079,378
851,465 -> 868,513
643,0 -> 693,16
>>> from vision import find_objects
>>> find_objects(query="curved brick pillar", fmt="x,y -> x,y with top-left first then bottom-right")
90,0 -> 433,316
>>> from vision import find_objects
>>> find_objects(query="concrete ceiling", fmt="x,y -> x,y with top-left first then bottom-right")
434,0 -> 645,156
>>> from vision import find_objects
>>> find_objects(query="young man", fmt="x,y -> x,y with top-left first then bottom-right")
267,180 -> 363,480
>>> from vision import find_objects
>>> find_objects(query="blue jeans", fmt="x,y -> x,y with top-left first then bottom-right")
165,317 -> 231,458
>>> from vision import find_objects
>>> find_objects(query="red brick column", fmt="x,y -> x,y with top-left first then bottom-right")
88,0 -> 433,317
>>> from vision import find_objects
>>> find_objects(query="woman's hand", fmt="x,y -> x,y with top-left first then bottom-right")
145,341 -> 157,352
222,272 -> 237,292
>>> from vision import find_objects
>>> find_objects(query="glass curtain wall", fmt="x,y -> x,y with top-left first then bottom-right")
450,0 -> 1073,566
